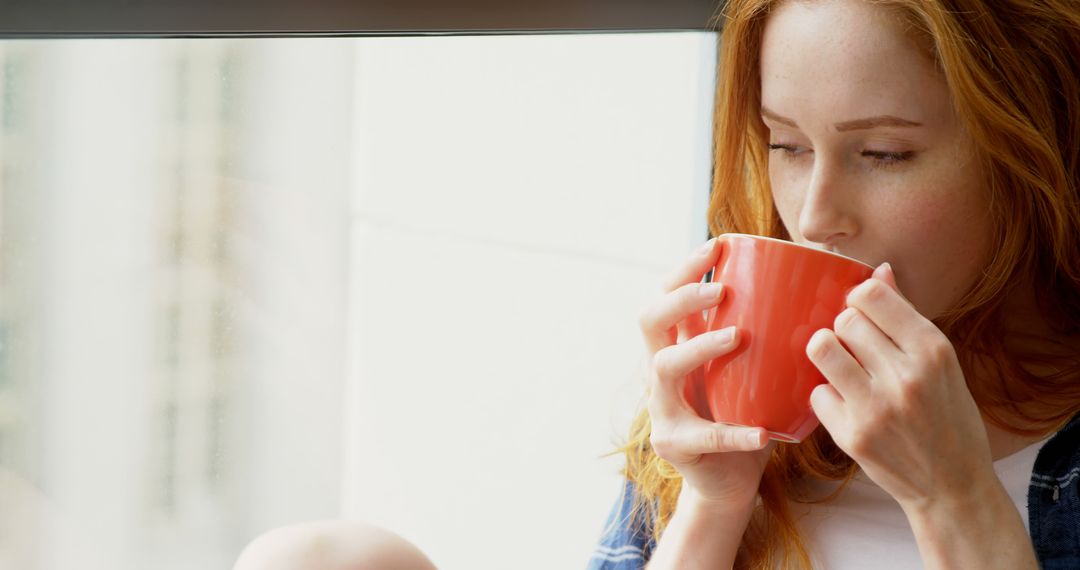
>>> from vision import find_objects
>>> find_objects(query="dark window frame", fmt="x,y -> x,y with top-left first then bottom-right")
0,0 -> 724,38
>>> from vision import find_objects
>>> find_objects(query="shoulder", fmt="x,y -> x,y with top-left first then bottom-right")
1029,412 -> 1080,568
1033,411 -> 1080,482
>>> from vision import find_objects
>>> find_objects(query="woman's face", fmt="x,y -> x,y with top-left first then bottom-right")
760,0 -> 992,320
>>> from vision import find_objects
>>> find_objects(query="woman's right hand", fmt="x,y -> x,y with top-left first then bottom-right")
638,237 -> 774,508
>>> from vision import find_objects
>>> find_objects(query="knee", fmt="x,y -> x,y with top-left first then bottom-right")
233,520 -> 437,570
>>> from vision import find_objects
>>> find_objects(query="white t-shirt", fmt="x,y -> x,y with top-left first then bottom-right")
791,437 -> 1049,569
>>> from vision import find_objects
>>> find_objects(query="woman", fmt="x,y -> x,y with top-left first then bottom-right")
590,0 -> 1080,568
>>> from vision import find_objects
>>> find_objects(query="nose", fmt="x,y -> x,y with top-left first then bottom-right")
797,157 -> 858,248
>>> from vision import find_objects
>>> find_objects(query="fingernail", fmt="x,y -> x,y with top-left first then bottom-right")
713,326 -> 736,344
700,282 -> 724,298
836,307 -> 857,328
874,262 -> 891,278
745,431 -> 762,447
699,238 -> 716,254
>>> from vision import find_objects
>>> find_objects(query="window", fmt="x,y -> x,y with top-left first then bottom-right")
0,8 -> 717,567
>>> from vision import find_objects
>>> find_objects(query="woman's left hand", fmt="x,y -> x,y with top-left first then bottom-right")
806,262 -> 995,512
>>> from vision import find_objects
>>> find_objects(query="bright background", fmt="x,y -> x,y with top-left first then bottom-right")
0,32 -> 717,569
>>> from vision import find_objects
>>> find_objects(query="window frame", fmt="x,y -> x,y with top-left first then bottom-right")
0,0 -> 723,38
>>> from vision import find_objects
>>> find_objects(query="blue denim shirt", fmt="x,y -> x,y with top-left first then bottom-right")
588,413 -> 1080,569
1029,413 -> 1080,569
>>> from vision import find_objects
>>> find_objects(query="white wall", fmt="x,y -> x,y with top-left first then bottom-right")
342,32 -> 717,569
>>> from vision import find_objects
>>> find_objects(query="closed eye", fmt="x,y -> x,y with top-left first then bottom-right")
768,143 -> 811,158
861,150 -> 916,169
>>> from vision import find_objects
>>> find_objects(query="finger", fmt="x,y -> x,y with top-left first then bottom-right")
654,418 -> 769,463
831,307 -> 903,379
649,326 -> 739,418
845,275 -> 936,356
664,238 -> 723,349
687,266 -> 720,342
875,262 -> 902,294
806,328 -> 871,402
677,294 -> 710,344
640,280 -> 726,355
661,237 -> 721,293
809,383 -> 848,438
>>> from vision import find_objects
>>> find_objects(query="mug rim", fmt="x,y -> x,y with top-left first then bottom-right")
721,233 -> 875,270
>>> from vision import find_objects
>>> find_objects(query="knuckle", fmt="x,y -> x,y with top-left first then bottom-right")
845,416 -> 882,455
692,281 -> 721,304
700,428 -> 721,452
833,307 -> 857,331
694,331 -> 733,363
652,347 -> 683,380
687,334 -> 714,361
923,337 -> 954,364
683,282 -> 707,305
876,403 -> 899,425
863,280 -> 888,301
895,373 -> 924,401
846,283 -> 865,305
719,428 -> 739,450
847,433 -> 873,457
848,280 -> 883,306
651,350 -> 672,379
894,360 -> 921,382
655,338 -> 713,381
649,432 -> 672,458
807,330 -> 832,360
637,303 -> 658,332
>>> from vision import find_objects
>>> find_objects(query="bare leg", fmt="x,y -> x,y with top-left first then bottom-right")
233,520 -> 438,570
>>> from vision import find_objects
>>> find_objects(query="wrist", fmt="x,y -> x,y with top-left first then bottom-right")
646,485 -> 756,570
900,473 -> 1037,570
899,467 -> 1003,522
678,484 -> 758,522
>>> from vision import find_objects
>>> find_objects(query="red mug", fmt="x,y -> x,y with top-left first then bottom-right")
692,233 -> 874,443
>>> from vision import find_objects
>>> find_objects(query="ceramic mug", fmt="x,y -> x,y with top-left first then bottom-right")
690,233 -> 875,443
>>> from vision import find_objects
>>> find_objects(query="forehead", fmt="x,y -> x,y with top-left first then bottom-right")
759,0 -> 951,125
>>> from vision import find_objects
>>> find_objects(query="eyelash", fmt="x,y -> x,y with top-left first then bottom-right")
767,144 -> 915,169
861,150 -> 915,168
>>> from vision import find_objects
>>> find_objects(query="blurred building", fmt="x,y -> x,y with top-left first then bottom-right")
0,32 -> 712,570
0,39 -> 351,569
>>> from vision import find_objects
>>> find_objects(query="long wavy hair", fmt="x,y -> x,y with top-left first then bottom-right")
618,0 -> 1080,567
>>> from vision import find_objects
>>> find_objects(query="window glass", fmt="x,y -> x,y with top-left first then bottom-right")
0,33 -> 715,569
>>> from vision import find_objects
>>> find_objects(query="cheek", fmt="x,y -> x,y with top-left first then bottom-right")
892,191 -> 992,318
768,164 -> 804,231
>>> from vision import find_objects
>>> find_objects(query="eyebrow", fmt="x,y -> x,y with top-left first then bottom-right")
760,107 -> 923,131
